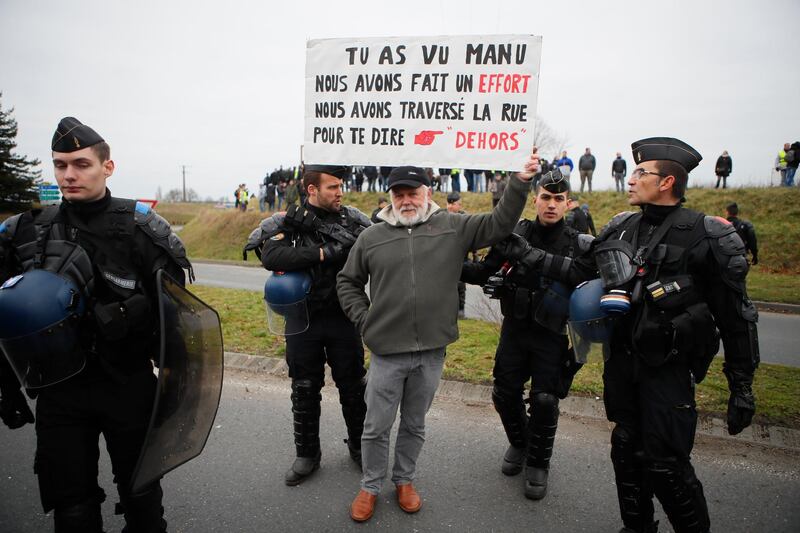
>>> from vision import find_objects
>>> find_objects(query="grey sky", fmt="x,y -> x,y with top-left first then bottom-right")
1,0 -> 798,201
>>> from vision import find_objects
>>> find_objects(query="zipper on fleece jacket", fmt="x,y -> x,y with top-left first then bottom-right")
407,226 -> 420,351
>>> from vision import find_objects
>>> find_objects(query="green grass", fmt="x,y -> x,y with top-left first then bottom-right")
190,285 -> 800,429
744,270 -> 800,304
159,187 -> 800,302
190,285 -> 285,357
6,187 -> 800,277
151,202 -> 217,226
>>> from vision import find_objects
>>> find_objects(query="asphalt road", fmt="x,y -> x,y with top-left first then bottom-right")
193,262 -> 800,367
1,371 -> 798,532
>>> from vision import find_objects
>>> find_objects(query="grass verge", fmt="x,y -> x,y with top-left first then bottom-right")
159,187 -> 800,303
190,285 -> 800,429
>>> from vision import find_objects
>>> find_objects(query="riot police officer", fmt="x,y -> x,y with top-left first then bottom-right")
244,165 -> 371,485
505,138 -> 759,533
0,117 -> 193,532
461,169 -> 592,500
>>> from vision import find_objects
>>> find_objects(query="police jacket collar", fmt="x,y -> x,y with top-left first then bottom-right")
640,203 -> 680,225
304,200 -> 339,221
532,217 -> 565,243
61,188 -> 112,219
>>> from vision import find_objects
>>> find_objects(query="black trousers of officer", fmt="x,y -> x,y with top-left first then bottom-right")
604,348 -> 710,533
34,363 -> 165,533
284,308 -> 366,458
492,320 -> 574,469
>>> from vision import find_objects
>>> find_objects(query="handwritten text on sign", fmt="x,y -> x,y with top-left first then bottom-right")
304,35 -> 542,171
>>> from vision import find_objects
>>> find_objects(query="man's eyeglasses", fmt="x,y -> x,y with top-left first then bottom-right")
631,168 -> 668,180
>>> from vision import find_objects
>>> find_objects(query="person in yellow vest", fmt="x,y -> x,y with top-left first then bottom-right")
450,168 -> 461,193
776,143 -> 790,186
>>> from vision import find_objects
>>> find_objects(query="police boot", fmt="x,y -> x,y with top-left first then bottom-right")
648,461 -> 710,533
54,501 -> 104,533
492,385 -> 528,476
524,392 -> 559,500
120,482 -> 167,533
618,521 -> 659,533
285,379 -> 322,486
338,377 -> 367,468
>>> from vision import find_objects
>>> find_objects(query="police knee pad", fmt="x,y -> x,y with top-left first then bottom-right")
610,425 -> 638,459
530,392 -> 559,410
647,459 -> 701,489
291,379 -> 322,411
54,499 -> 104,533
611,424 -> 636,448
491,384 -> 523,410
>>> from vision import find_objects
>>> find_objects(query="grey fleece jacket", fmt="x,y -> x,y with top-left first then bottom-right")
336,176 -> 530,355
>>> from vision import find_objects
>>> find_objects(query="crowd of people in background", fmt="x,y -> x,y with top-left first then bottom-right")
777,141 -> 800,187
234,142 -> 799,219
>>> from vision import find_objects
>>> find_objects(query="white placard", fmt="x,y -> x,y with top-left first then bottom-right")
304,34 -> 542,172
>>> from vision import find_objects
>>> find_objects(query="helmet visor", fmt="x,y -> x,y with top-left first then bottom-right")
0,315 -> 86,388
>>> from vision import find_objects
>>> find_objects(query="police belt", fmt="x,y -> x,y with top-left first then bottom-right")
500,284 -> 569,334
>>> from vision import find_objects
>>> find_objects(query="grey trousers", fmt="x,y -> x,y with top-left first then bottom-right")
360,348 -> 446,494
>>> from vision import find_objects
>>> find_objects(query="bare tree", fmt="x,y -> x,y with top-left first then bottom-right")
532,116 -> 569,160
164,188 -> 198,202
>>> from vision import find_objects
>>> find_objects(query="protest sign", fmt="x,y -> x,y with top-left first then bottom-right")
304,34 -> 542,171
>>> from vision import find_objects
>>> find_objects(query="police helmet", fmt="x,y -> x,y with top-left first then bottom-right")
0,270 -> 85,339
568,278 -> 611,343
264,271 -> 312,310
264,271 -> 312,336
0,270 -> 87,388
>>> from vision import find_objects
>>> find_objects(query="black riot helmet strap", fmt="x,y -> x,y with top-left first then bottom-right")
33,206 -> 61,269
631,207 -> 684,268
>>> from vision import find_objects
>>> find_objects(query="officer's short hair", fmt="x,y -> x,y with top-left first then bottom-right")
726,202 -> 739,216
90,142 -> 111,163
655,160 -> 688,200
302,170 -> 323,194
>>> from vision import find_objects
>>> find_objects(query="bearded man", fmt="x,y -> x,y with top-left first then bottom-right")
337,160 -> 537,522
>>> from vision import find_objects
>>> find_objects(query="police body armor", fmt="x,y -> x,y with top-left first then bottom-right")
1,198 -> 194,375
244,204 -> 370,315
595,209 -> 753,382
499,220 -> 591,334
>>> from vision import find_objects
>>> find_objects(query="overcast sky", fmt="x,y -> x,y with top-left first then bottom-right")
1,0 -> 798,201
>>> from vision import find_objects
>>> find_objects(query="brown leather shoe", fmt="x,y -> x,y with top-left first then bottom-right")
396,483 -> 422,513
350,489 -> 377,522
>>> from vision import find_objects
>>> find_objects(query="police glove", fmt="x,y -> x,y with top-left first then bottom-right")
494,233 -> 532,261
724,368 -> 756,435
284,204 -> 319,232
321,242 -> 347,262
751,254 -> 758,265
0,383 -> 35,429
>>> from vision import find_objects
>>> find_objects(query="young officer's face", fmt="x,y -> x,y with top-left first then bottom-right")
534,189 -> 568,225
53,147 -> 113,202
308,173 -> 343,212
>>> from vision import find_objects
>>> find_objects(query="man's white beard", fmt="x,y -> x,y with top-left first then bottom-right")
393,198 -> 428,227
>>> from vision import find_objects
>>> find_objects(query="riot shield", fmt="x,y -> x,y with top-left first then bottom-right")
130,270 -> 224,494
